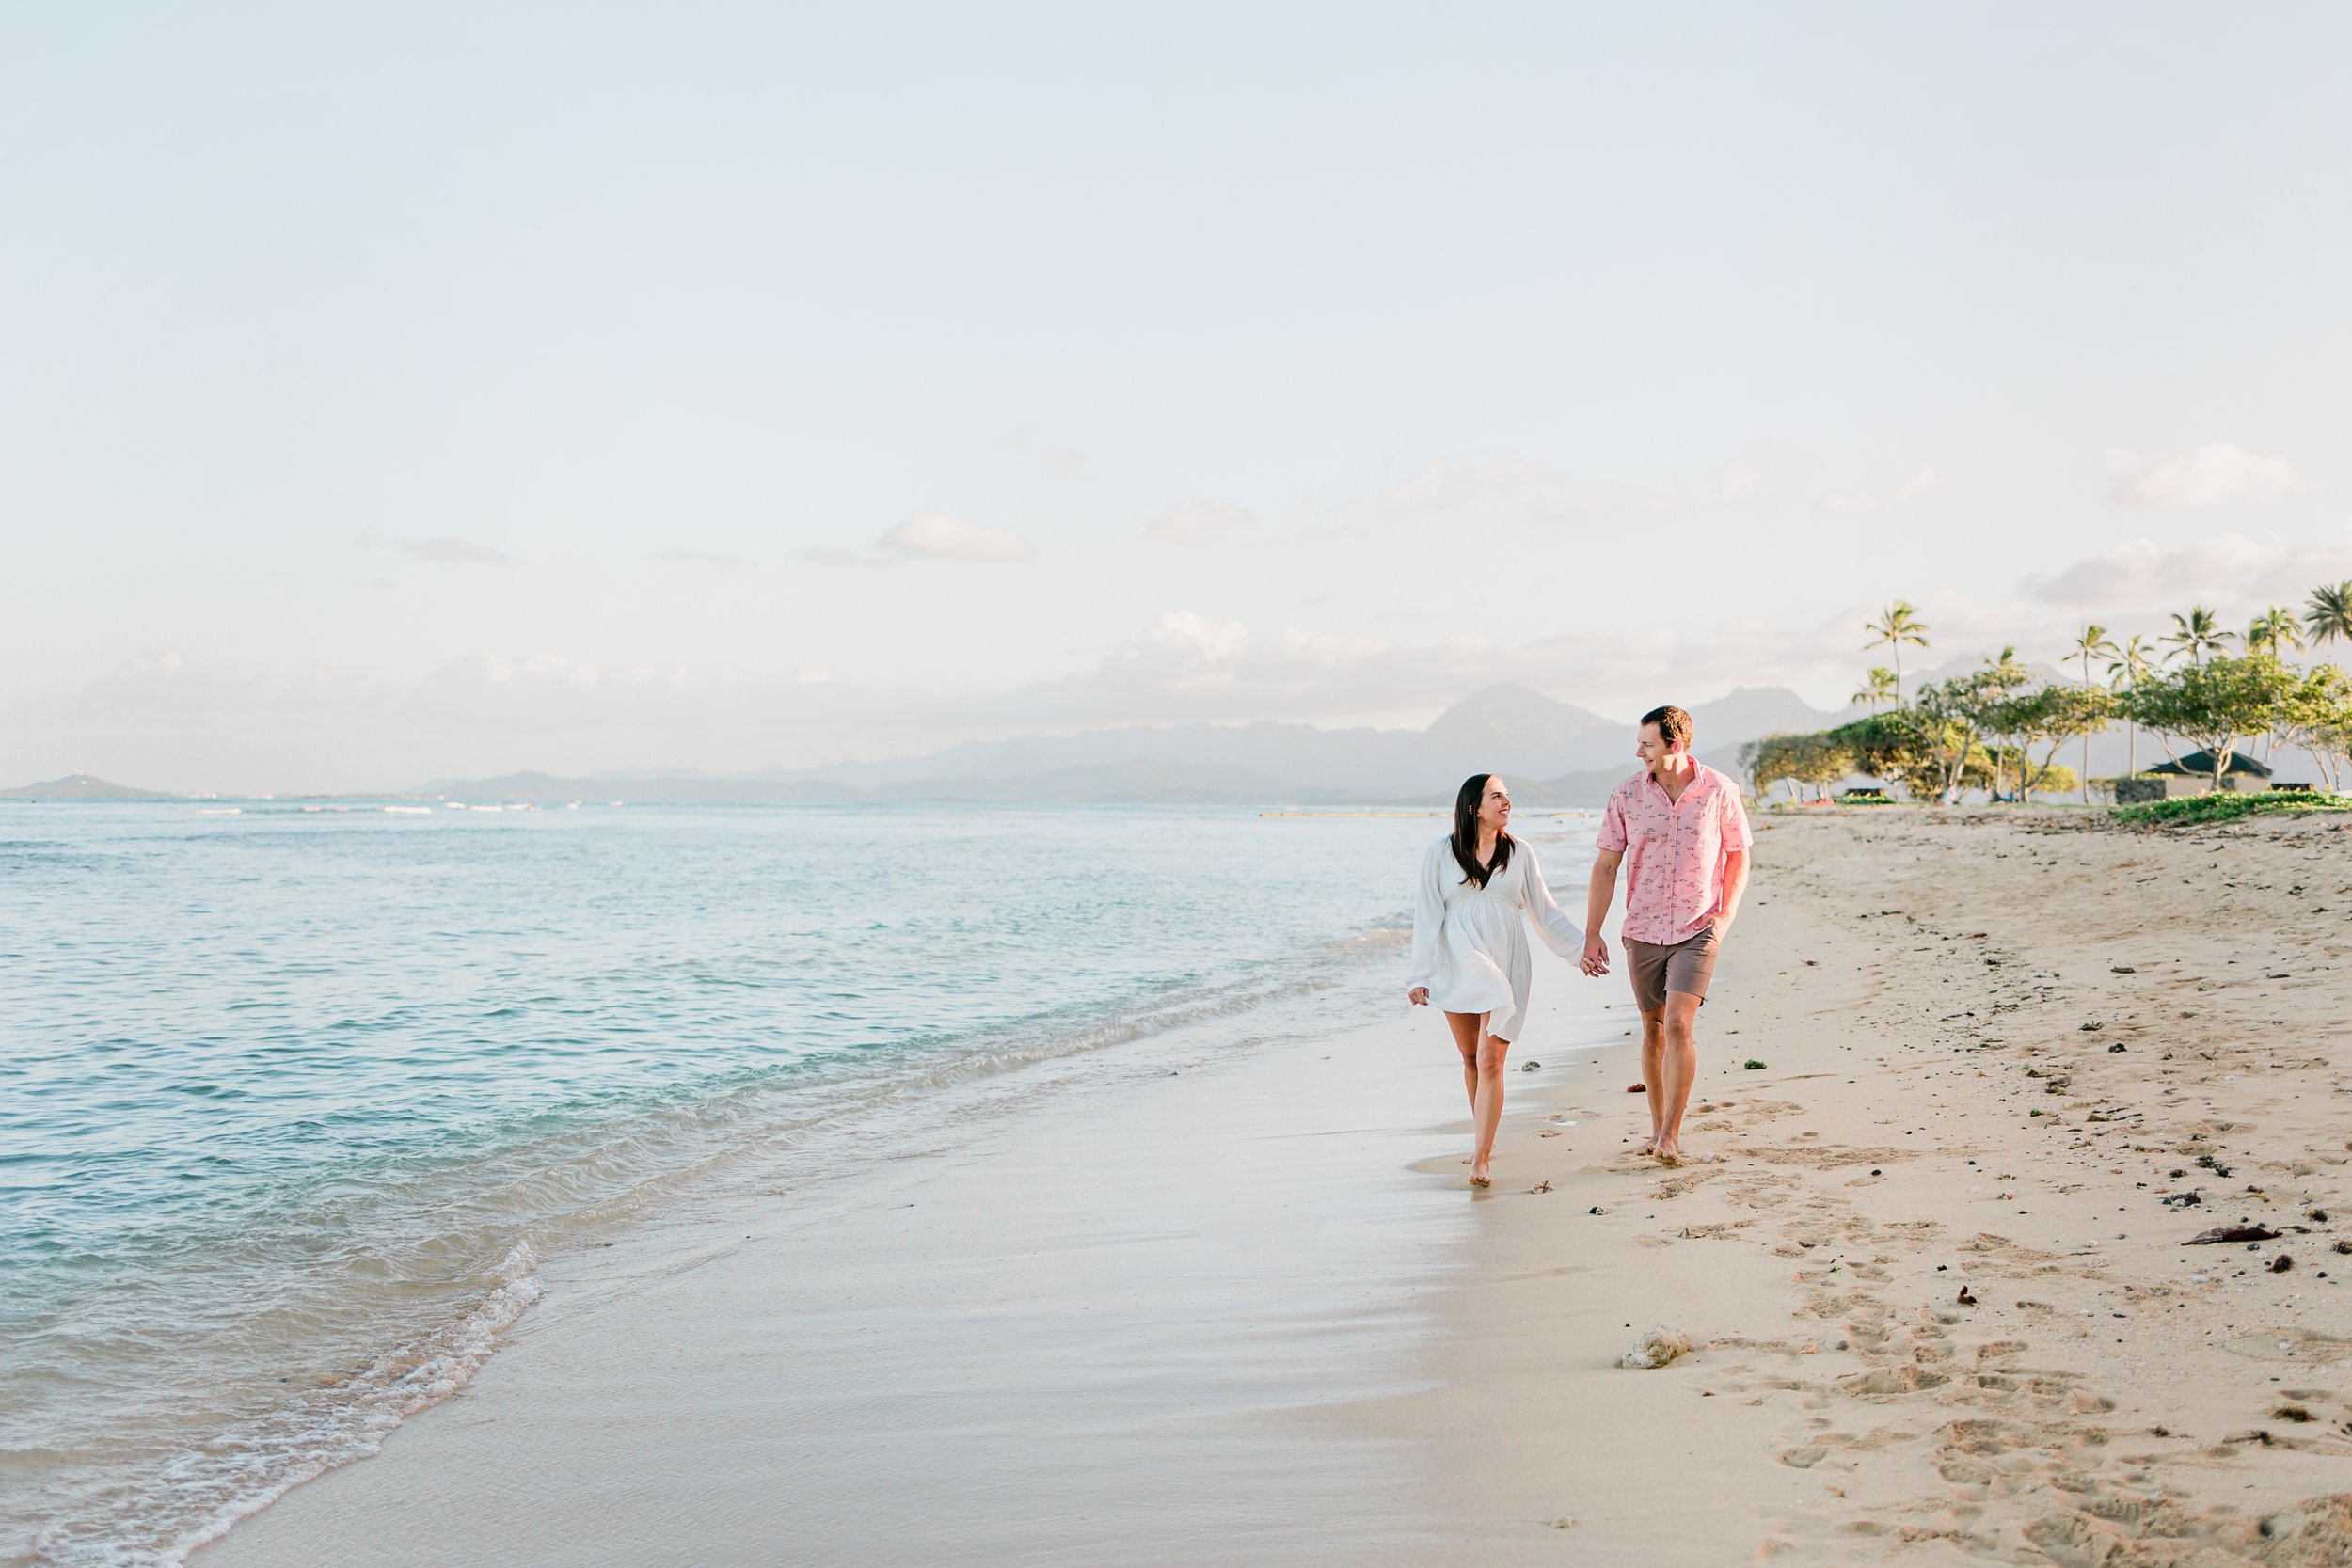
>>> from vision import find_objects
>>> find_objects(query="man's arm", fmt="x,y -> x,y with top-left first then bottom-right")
1715,848 -> 1750,932
1581,849 -> 1623,974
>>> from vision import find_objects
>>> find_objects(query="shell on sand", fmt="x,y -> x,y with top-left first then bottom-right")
1619,1323 -> 1694,1370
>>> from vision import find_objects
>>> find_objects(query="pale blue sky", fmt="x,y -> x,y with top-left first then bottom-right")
7,4 -> 2351,789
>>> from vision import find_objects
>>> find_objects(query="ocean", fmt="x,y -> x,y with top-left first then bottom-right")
0,800 -> 1614,1566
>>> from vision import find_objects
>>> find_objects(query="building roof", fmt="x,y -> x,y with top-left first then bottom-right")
2147,748 -> 2271,778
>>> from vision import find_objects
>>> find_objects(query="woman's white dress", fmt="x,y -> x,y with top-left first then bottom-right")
1407,835 -> 1584,1042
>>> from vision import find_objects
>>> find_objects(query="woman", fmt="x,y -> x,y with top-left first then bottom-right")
1407,773 -> 1584,1186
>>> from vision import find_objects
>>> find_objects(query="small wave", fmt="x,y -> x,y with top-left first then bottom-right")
157,1243 -> 542,1568
381,805 -> 432,816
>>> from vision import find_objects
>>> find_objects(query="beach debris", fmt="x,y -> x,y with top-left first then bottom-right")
1957,1285 -> 1978,1306
2275,1403 -> 2314,1422
2185,1225 -> 2280,1244
2334,1240 -> 2351,1256
1528,1180 -> 1552,1194
1520,1060 -> 1540,1071
1588,1205 -> 1605,1215
2310,1209 -> 2329,1223
2108,1043 -> 2127,1053
1742,1059 -> 1766,1070
2111,965 -> 2137,974
1549,1516 -> 1576,1530
1627,1083 -> 1646,1093
1618,1323 -> 1694,1370
2270,1254 -> 2295,1273
2162,1193 -> 2202,1208
2080,1022 -> 2104,1032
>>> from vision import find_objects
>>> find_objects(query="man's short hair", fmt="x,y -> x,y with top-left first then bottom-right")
1640,705 -> 1694,751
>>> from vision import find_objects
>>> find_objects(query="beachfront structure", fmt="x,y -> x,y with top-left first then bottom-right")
2113,749 -> 2272,802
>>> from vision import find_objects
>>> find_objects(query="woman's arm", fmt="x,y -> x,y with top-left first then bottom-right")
1406,840 -> 1446,1001
1516,843 -> 1585,958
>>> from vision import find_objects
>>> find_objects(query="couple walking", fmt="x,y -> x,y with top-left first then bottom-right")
1407,705 -> 1753,1185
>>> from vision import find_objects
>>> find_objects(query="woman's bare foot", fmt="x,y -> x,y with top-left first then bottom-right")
1636,1134 -> 1661,1156
1469,1170 -> 1492,1187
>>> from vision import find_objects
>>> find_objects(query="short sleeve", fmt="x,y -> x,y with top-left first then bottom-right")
1720,784 -> 1753,850
1596,788 -> 1629,852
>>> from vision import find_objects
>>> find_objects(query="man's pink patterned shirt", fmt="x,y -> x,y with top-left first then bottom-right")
1596,762 -> 1754,944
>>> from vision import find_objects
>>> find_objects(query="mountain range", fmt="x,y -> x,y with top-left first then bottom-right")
409,683 -> 1856,806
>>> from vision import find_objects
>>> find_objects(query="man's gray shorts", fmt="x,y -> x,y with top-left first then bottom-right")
1624,927 -> 1720,1013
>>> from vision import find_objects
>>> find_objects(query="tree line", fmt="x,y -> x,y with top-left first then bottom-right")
1741,584 -> 2352,803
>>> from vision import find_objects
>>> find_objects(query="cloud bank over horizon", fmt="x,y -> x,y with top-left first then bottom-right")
16,515 -> 2352,794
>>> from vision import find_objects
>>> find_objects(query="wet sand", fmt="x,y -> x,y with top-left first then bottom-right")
196,959 -> 1618,1568
201,807 -> 2352,1565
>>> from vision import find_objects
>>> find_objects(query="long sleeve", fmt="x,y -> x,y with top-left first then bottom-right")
1515,843 -> 1585,958
1407,839 -> 1448,991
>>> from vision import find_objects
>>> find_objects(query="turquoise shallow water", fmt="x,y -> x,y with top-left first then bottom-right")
3,801 -> 1505,1567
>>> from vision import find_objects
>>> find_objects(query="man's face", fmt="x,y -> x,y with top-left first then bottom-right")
1635,722 -> 1683,774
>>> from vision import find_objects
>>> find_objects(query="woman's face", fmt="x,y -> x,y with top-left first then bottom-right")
1480,779 -> 1511,832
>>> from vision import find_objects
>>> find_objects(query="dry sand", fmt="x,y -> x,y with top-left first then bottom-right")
199,807 -> 2352,1566
1376,806 -> 2352,1565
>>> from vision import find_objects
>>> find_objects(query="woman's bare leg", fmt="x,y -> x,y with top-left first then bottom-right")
1444,1010 -> 1482,1117
1470,1027 -> 1511,1184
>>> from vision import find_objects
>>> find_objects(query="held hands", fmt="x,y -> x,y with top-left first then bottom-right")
1407,986 -> 1430,1006
1579,935 -> 1610,977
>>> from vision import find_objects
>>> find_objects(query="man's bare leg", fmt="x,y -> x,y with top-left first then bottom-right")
1653,991 -> 1703,1160
1638,1008 -> 1666,1153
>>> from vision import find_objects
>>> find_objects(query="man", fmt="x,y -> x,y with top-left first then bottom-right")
1579,705 -> 1752,1163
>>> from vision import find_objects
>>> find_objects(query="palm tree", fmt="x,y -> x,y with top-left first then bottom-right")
2072,624 -> 2118,803
2307,580 -> 2352,661
2164,606 -> 2234,666
1864,601 -> 1931,705
2106,634 -> 2155,777
2248,605 -> 2306,658
1851,667 -> 1898,713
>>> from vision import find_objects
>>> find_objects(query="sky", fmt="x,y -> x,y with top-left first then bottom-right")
6,3 -> 2352,792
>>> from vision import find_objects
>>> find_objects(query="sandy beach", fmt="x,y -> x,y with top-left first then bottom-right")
199,807 -> 2352,1566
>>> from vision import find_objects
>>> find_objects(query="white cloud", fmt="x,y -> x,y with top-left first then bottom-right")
876,513 -> 1037,562
1817,464 -> 1942,515
1384,451 -> 1566,512
1892,466 -> 1942,505
1145,498 -> 1255,545
2107,442 -> 2312,509
1038,446 -> 1086,480
2021,523 -> 2352,610
364,534 -> 514,566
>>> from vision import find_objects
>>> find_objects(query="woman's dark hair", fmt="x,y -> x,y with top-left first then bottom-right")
1450,773 -> 1512,888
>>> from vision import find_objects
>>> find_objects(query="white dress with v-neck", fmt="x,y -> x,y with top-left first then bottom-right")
1406,834 -> 1584,1043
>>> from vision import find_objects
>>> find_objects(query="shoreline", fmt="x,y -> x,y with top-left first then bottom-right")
187,807 -> 2352,1564
193,941 -> 1622,1568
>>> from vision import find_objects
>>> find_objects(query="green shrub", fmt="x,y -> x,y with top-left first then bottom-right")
2111,792 -> 2352,826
